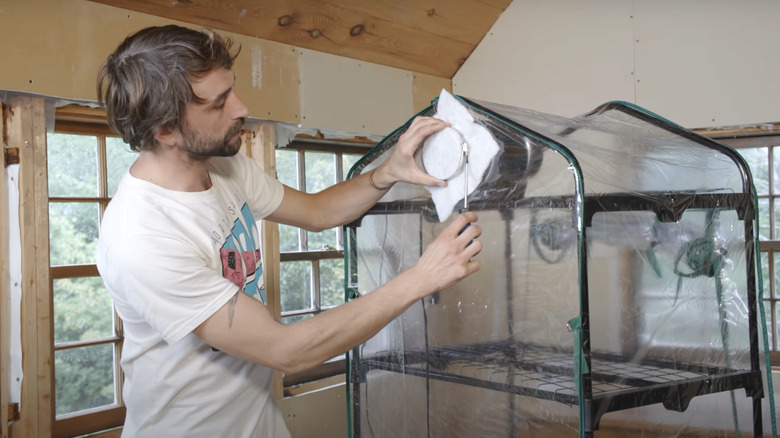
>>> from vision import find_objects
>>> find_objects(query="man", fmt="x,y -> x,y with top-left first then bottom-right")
96,25 -> 481,437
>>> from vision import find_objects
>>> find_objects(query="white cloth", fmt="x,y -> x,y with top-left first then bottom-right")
96,154 -> 289,438
423,89 -> 500,222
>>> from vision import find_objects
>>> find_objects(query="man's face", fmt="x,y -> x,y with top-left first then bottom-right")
179,68 -> 248,160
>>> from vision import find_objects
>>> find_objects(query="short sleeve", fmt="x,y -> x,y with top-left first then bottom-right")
210,155 -> 284,220
101,230 -> 239,344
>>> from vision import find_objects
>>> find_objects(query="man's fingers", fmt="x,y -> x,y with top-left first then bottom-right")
402,117 -> 449,147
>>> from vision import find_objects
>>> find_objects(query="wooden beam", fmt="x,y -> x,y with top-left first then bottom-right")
84,0 -> 511,78
1,99 -> 9,438
3,148 -> 19,166
412,72 -> 452,113
32,96 -> 55,437
6,96 -> 54,438
248,123 -> 285,399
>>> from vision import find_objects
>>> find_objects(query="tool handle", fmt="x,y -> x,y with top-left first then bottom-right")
459,207 -> 472,246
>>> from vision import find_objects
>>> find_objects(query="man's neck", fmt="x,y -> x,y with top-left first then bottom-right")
130,148 -> 213,192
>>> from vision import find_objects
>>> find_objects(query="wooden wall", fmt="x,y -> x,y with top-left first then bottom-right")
0,0 -> 450,137
0,2 -> 451,437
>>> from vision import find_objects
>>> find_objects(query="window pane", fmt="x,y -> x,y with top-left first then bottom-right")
279,224 -> 301,252
282,313 -> 312,325
106,137 -> 136,197
771,302 -> 778,350
758,198 -> 770,240
762,251 -> 770,298
320,258 -> 345,308
276,149 -> 299,189
53,277 -> 114,343
280,261 -> 312,313
47,133 -> 98,197
342,154 -> 361,180
49,202 -> 100,266
305,152 -> 336,193
309,229 -> 338,251
773,251 -> 780,299
305,152 -> 338,250
774,198 -> 780,241
55,343 -> 116,416
774,146 -> 780,194
739,147 -> 769,194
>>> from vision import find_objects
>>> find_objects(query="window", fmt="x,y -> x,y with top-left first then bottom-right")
48,112 -> 135,436
707,129 -> 780,366
274,140 -> 366,385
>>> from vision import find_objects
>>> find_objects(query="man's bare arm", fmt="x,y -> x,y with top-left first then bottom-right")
267,116 -> 449,232
194,212 -> 481,375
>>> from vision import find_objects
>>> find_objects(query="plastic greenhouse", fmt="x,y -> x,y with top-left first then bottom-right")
344,93 -> 777,438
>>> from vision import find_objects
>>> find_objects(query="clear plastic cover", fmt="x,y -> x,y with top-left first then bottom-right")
346,98 -> 776,437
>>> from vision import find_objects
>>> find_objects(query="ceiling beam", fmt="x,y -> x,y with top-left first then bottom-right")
86,0 -> 510,78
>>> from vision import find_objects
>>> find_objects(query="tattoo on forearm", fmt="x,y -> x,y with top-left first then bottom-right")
228,292 -> 239,328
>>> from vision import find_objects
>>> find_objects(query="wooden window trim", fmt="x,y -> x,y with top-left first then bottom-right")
54,406 -> 126,438
48,107 -> 127,436
274,145 -> 368,388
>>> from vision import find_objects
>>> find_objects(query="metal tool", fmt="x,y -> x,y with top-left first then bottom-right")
460,138 -> 470,213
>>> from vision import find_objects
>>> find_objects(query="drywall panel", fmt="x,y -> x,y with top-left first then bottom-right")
453,0 -> 635,118
633,0 -> 780,128
278,384 -> 347,437
233,41 -> 300,124
456,0 -> 780,128
0,0 -> 300,123
412,73 -> 451,114
298,48 -> 414,136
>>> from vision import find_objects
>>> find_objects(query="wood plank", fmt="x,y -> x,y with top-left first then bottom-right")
4,148 -> 19,166
80,427 -> 122,438
412,72 -> 451,113
4,96 -> 54,438
328,0 -> 508,44
85,0 -> 510,78
6,97 -> 42,437
54,406 -> 125,438
248,122 -> 285,399
55,105 -> 107,122
31,96 -> 55,437
1,99 -> 9,438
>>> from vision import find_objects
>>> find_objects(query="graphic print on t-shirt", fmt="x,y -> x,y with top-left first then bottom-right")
219,203 -> 266,302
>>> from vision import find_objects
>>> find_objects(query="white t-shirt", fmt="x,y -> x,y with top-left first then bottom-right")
97,154 -> 289,437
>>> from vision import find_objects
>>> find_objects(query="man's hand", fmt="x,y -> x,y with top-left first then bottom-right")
406,211 -> 482,297
370,116 -> 450,189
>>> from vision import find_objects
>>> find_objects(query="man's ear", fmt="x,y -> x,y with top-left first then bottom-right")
155,126 -> 180,148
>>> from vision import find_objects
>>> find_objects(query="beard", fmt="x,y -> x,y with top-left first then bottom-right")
180,118 -> 244,161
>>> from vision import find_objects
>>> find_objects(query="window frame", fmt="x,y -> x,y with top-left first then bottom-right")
275,139 -> 372,389
49,111 -> 127,437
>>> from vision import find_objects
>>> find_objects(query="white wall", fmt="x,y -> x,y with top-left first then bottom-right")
454,0 -> 780,429
454,0 -> 780,128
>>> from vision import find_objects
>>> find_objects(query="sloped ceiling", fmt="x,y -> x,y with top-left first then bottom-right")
85,0 -> 511,78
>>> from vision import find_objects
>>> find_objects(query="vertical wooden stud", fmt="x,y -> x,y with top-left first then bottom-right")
247,122 -> 285,399
1,99 -> 9,438
6,96 -> 53,438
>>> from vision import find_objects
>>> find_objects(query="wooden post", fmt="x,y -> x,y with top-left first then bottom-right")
247,123 -> 285,399
1,99 -> 9,438
6,96 -> 53,438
